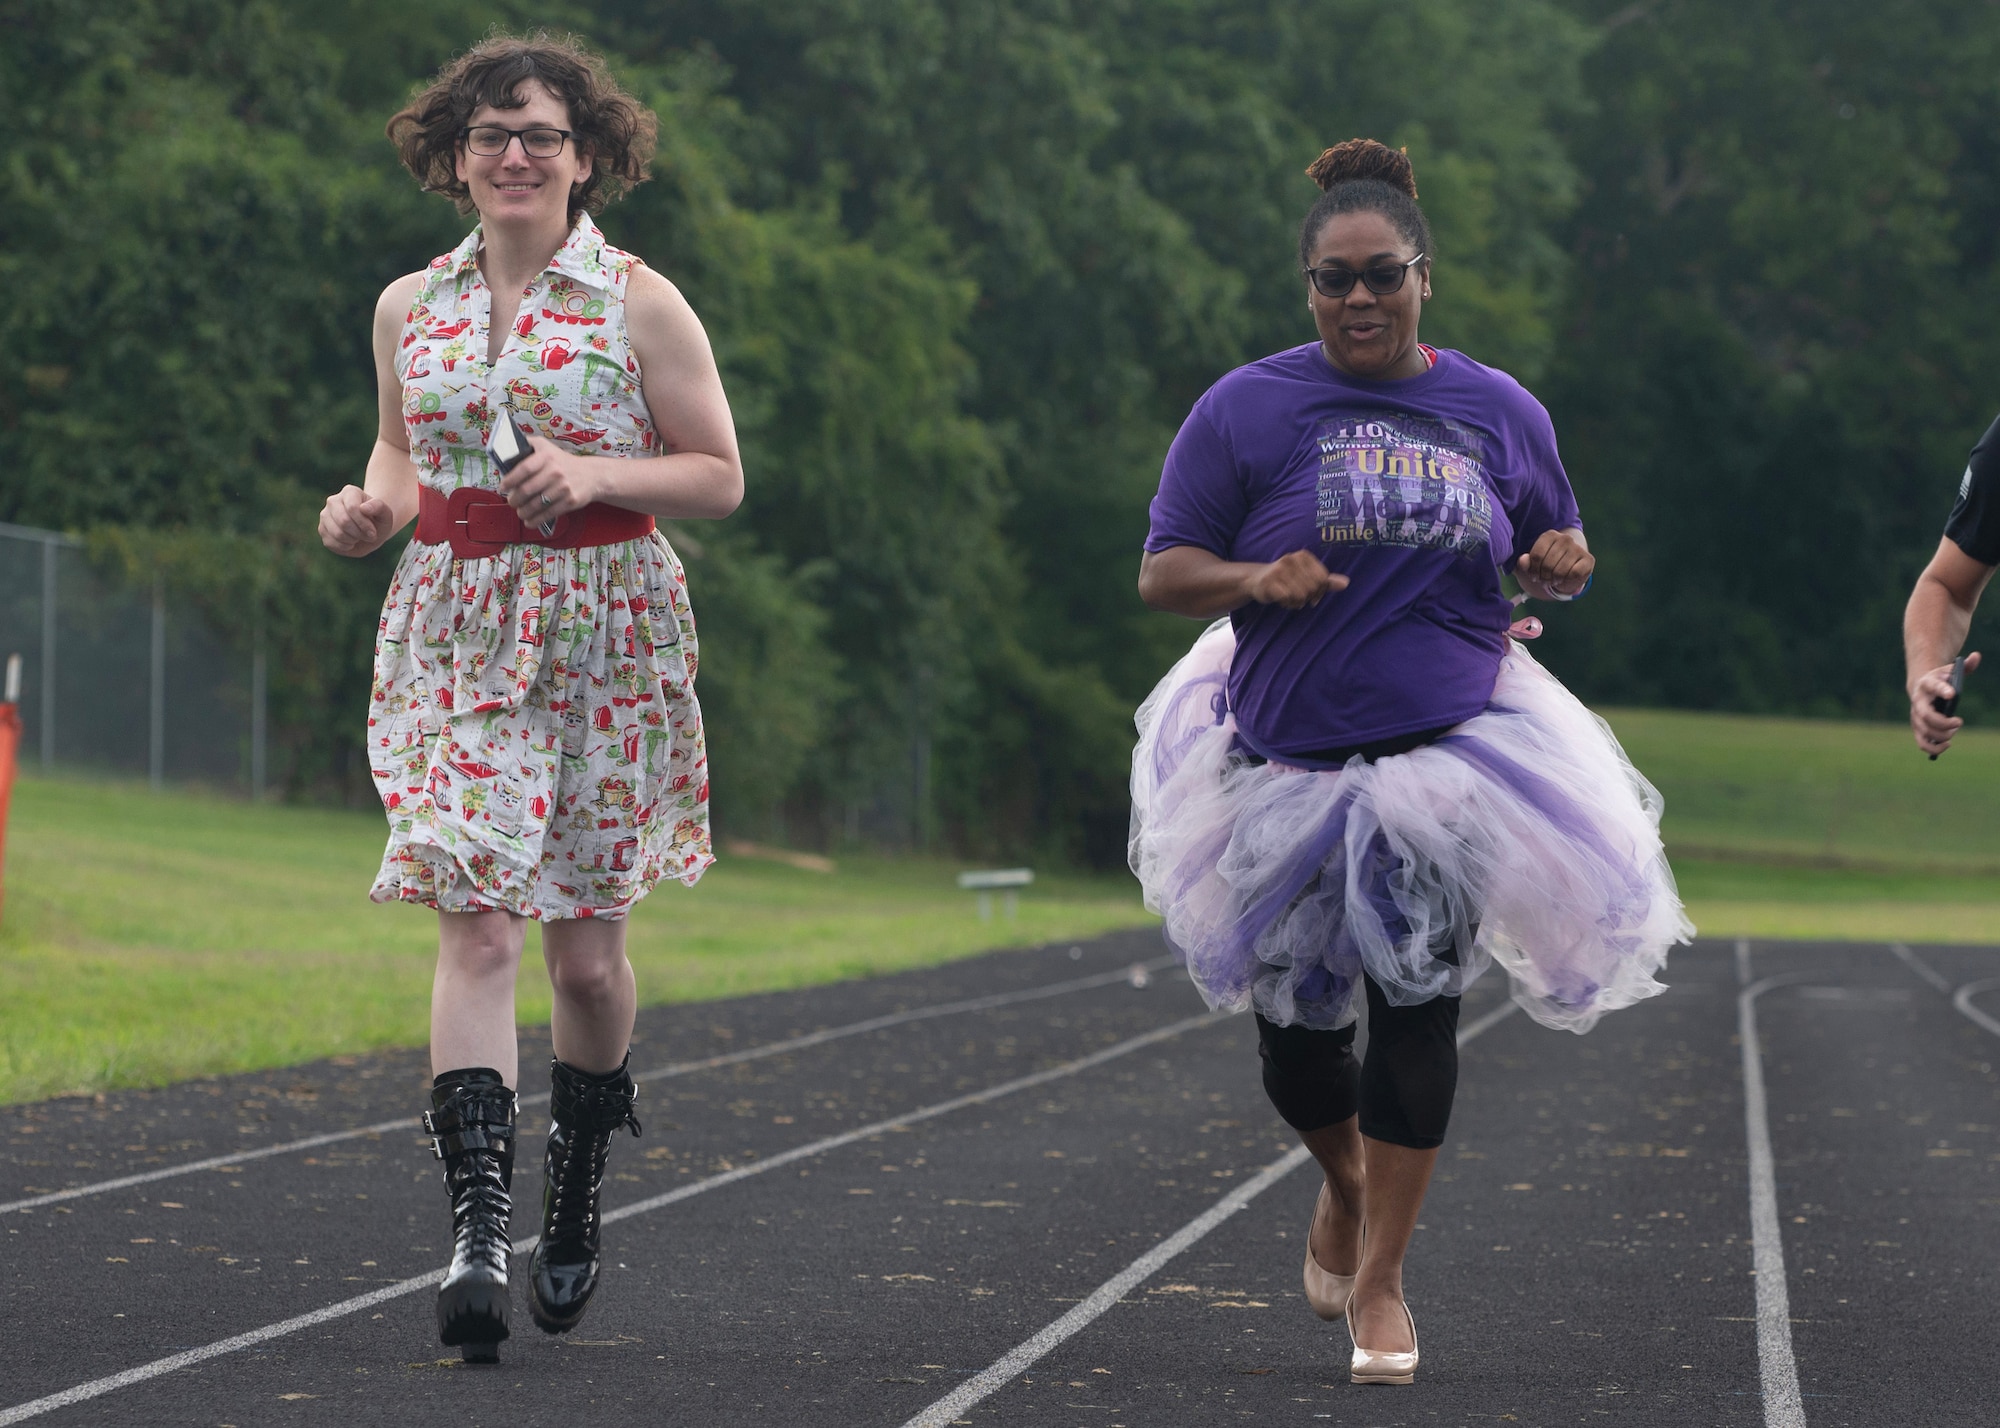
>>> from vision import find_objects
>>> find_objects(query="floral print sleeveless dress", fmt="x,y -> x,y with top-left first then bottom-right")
367,216 -> 713,920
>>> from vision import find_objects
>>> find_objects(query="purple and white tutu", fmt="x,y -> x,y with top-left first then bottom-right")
1129,620 -> 1693,1033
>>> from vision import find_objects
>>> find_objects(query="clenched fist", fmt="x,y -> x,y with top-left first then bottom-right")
319,485 -> 401,558
1245,550 -> 1350,609
497,438 -> 600,525
1515,529 -> 1594,601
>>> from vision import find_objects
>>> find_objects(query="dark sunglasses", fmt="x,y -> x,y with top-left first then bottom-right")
1303,253 -> 1427,299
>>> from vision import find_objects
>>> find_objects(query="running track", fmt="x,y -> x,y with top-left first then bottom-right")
2,931 -> 1995,1426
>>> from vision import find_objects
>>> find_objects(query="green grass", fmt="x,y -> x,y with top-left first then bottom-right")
1601,708 -> 2000,944
1602,707 -> 2000,872
1667,859 -> 2000,944
0,773 -> 1155,1105
6,704 -> 2000,1104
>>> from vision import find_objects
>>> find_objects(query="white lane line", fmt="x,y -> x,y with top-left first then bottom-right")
1458,997 -> 1520,1045
1951,978 -> 2000,1039
0,1127 -> 420,1219
0,954 -> 1180,1217
1739,973 -> 1814,1428
1890,943 -> 2000,1040
0,1010 -> 1228,1427
1888,943 -> 1954,995
898,994 -> 1520,1428
1736,937 -> 1753,987
589,1009 -> 1222,1239
0,1273 -> 441,1428
907,1144 -> 1314,1428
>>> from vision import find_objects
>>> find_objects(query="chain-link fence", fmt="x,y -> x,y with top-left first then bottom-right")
0,522 -> 266,795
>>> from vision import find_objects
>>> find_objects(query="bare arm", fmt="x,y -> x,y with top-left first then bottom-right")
318,273 -> 425,557
1137,545 -> 1349,620
1904,536 -> 1992,754
494,264 -> 744,524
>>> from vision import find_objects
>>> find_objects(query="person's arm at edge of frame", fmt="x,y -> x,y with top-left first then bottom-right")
318,274 -> 427,558
1137,546 -> 1351,620
1905,536 -> 1993,755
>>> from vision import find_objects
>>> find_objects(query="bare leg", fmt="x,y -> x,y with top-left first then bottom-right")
1300,1116 -> 1365,1276
541,917 -> 638,1074
431,910 -> 528,1086
1348,1137 -> 1441,1352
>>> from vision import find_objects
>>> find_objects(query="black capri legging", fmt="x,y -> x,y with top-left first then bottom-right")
1255,978 -> 1460,1149
1241,725 -> 1468,1150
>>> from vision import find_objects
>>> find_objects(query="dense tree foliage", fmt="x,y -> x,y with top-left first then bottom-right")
2,0 -> 1991,859
1538,0 -> 2000,721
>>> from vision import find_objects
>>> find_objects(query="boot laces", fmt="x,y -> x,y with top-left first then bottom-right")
548,1084 -> 640,1241
449,1152 -> 513,1272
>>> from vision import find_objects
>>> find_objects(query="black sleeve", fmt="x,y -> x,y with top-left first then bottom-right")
1944,413 -> 2000,565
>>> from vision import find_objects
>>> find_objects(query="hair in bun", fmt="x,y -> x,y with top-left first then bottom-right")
1306,139 -> 1418,199
1298,138 -> 1433,270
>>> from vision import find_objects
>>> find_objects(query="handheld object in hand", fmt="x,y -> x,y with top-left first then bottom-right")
487,411 -> 556,536
488,409 -> 531,475
1929,655 -> 1967,761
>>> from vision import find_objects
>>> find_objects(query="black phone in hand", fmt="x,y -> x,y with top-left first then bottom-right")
1930,655 -> 1967,760
487,410 -> 558,535
488,409 -> 531,475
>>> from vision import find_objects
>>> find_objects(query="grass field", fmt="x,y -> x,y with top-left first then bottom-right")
1602,708 -> 2000,944
3,704 -> 1998,1104
0,775 -> 1153,1104
1603,707 -> 2000,872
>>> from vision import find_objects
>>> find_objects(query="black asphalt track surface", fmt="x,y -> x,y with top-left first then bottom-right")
2,932 -> 1995,1426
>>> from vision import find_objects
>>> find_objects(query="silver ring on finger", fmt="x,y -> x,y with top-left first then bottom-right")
541,493 -> 555,508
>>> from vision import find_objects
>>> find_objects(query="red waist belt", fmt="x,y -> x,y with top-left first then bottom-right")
416,486 -> 655,560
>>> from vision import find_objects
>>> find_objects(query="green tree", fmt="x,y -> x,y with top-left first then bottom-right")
1540,0 -> 2000,719
602,0 -> 1588,858
0,0 -> 1606,860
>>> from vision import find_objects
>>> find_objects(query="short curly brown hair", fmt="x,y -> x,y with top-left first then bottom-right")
386,32 -> 658,221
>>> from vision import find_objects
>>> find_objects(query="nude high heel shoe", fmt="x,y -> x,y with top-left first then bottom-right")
1301,1183 -> 1357,1321
1348,1299 -> 1419,1385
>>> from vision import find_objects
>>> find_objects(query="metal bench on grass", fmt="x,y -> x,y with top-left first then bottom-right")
956,867 -> 1033,921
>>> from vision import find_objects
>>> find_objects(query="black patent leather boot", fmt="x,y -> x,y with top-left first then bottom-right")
528,1054 -> 641,1333
425,1068 -> 517,1363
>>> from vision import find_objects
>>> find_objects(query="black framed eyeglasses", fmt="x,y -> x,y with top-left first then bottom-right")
463,124 -> 573,158
1303,253 -> 1427,299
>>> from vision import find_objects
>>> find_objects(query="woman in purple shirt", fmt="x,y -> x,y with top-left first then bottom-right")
1131,141 -> 1690,1384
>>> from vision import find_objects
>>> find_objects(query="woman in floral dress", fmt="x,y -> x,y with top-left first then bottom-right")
317,35 -> 741,1362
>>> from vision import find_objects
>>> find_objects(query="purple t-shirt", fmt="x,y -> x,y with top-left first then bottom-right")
1145,343 -> 1581,757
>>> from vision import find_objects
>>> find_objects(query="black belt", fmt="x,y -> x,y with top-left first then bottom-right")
1238,723 -> 1458,769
